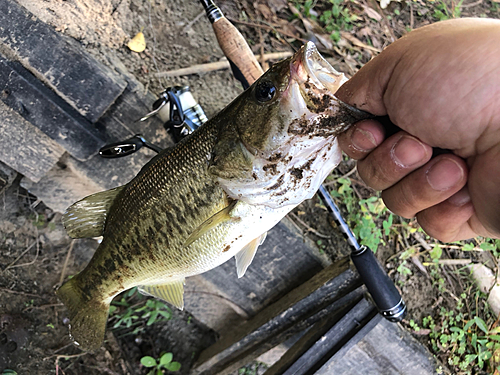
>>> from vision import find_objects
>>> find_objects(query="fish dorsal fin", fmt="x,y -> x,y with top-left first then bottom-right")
138,279 -> 185,310
235,232 -> 267,278
184,200 -> 239,248
63,186 -> 125,239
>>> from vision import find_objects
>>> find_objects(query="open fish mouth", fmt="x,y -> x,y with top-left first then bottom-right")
294,41 -> 347,94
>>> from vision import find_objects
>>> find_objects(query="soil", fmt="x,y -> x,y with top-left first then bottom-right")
1,0 -> 499,374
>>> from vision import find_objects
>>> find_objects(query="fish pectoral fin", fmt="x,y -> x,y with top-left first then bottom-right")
184,200 -> 239,248
138,279 -> 185,310
235,232 -> 267,278
62,186 -> 125,238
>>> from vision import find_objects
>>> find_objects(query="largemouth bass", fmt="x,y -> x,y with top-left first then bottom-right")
57,42 -> 370,351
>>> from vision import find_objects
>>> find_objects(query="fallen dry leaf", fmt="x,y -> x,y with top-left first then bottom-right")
363,5 -> 383,21
127,31 -> 146,53
341,31 -> 380,53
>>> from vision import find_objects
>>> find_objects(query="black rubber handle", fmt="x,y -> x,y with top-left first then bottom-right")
351,246 -> 406,322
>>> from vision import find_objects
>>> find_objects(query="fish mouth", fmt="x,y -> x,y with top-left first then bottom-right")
290,42 -> 345,94
289,42 -> 372,122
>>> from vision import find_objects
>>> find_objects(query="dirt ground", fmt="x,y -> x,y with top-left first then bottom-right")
1,0 -> 499,374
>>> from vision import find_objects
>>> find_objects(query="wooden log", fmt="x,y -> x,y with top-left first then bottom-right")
0,0 -> 127,123
192,259 -> 362,374
0,53 -> 104,161
0,100 -> 64,183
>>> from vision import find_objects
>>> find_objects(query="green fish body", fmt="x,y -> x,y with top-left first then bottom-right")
57,42 -> 370,350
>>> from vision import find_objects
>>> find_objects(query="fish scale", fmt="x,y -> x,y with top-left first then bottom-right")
56,42 -> 372,351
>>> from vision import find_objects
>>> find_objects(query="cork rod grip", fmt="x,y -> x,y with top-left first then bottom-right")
212,17 -> 264,85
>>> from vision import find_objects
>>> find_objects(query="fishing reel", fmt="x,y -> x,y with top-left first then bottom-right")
99,86 -> 207,158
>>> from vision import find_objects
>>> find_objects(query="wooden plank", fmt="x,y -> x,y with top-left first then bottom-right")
279,298 -> 377,375
0,0 -> 127,123
19,85 -> 170,213
316,317 -> 437,374
192,260 -> 362,374
0,100 -> 64,182
0,53 -> 104,161
263,298 -> 367,375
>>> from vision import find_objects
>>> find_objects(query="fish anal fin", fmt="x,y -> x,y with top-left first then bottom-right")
139,279 -> 185,310
63,186 -> 125,239
235,232 -> 267,278
184,200 -> 239,248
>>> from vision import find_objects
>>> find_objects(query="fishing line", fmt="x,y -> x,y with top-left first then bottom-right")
147,0 -> 167,90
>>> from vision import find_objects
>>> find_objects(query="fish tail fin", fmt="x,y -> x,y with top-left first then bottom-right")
57,278 -> 110,351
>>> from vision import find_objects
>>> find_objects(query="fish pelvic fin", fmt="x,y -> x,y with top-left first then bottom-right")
56,277 -> 110,351
62,186 -> 125,238
139,279 -> 185,310
235,232 -> 267,278
184,200 -> 239,248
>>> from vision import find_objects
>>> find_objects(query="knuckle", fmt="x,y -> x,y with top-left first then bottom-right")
382,185 -> 419,218
357,156 -> 395,191
417,214 -> 457,243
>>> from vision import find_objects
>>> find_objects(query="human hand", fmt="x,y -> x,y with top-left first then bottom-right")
336,18 -> 500,242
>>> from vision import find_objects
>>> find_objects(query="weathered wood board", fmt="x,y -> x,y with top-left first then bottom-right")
192,260 -> 363,374
0,100 -> 65,183
317,315 -> 437,374
0,0 -> 127,124
0,53 -> 104,161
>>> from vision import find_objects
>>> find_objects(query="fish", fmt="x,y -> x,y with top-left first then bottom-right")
56,42 -> 371,351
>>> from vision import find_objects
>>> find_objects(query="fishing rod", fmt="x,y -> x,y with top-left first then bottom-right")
198,0 -> 406,322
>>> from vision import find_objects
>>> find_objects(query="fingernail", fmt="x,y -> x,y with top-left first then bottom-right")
448,187 -> 471,207
391,136 -> 427,167
351,127 -> 377,151
426,158 -> 464,191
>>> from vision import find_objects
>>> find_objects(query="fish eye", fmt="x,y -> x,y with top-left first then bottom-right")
255,80 -> 276,103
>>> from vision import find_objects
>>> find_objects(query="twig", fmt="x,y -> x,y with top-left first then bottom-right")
45,352 -> 88,362
288,212 -> 331,239
155,52 -> 293,78
182,10 -> 205,35
422,259 -> 472,266
322,166 -> 357,187
460,0 -> 483,8
0,286 -> 44,298
3,240 -> 37,272
412,232 -> 432,251
409,1 -> 414,30
147,0 -> 165,89
58,240 -> 76,287
410,256 -> 429,276
226,17 -> 308,43
258,27 -> 268,71
7,235 -> 40,270
23,303 -> 64,312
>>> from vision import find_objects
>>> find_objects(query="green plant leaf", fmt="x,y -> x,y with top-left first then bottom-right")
464,319 -> 475,331
480,242 -> 496,251
430,245 -> 442,261
160,352 -> 173,366
475,317 -> 489,334
166,361 -> 182,371
141,356 -> 157,368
